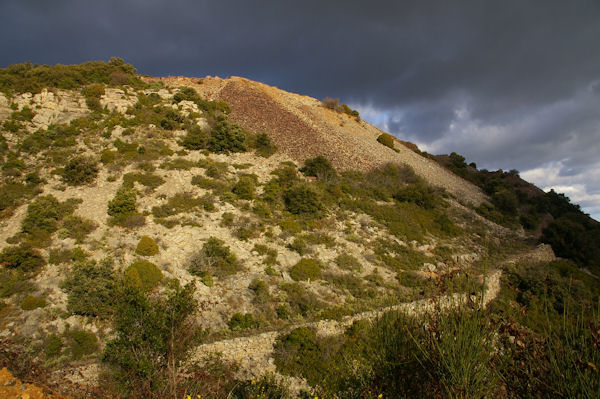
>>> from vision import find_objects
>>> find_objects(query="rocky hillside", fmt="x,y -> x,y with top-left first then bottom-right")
1,61 -> 596,398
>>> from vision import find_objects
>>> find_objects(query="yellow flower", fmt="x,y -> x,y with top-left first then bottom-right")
186,396 -> 191,399
197,395 -> 202,399
378,395 -> 383,398
251,379 -> 256,385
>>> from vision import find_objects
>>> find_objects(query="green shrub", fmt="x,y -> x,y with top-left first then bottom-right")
136,236 -> 159,256
207,116 -> 247,153
377,133 -> 395,149
20,295 -> 46,310
100,149 -> 117,164
67,329 -> 98,360
181,125 -> 209,150
300,156 -> 337,181
227,313 -> 259,331
49,247 -> 87,265
123,172 -> 165,191
249,278 -> 270,304
289,258 -> 322,281
283,185 -> 323,215
159,158 -> 198,170
151,193 -> 205,218
334,253 -> 363,272
62,258 -> 117,318
273,327 -> 323,380
253,132 -> 277,157
231,175 -> 256,200
125,260 -> 163,291
107,187 -> 137,217
189,237 -> 242,278
45,334 -> 63,358
10,106 -> 35,122
0,269 -> 34,298
2,154 -> 26,177
82,83 -> 105,111
103,282 -> 197,397
21,195 -> 77,245
392,182 -> 437,209
0,244 -> 46,272
61,215 -> 97,242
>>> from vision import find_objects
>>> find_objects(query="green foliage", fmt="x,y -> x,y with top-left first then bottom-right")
0,244 -> 46,272
0,269 -> 34,298
283,185 -> 323,215
172,86 -> 231,116
20,123 -> 80,155
321,97 -> 360,119
62,258 -> 117,318
0,58 -> 141,95
227,312 -> 259,331
48,246 -> 88,265
0,181 -> 41,217
20,295 -> 46,310
122,172 -> 165,190
232,175 -> 256,200
10,106 -> 35,122
100,149 -> 117,164
208,116 -> 247,153
249,278 -> 270,303
45,334 -> 63,358
60,215 -> 97,242
62,156 -> 99,185
253,132 -> 277,157
279,282 -> 324,317
189,237 -> 242,278
1,153 -> 26,177
125,260 -> 163,291
377,133 -> 395,149
289,258 -> 322,281
334,254 -> 363,272
107,187 -> 137,217
103,282 -> 198,398
151,192 -> 205,218
392,182 -> 438,209
300,156 -> 337,181
67,329 -> 98,360
20,194 -> 77,245
82,83 -> 105,110
159,158 -> 198,170
542,215 -> 600,272
180,125 -> 209,150
136,236 -> 159,256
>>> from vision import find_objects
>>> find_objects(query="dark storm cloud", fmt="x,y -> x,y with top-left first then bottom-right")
1,0 -> 600,217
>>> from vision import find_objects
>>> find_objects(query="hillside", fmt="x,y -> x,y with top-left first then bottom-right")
0,60 -> 598,398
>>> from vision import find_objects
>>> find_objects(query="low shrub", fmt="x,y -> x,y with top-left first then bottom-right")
253,132 -> 277,157
67,329 -> 98,360
20,295 -> 46,310
189,237 -> 242,278
107,188 -> 140,226
123,172 -> 165,191
334,253 -> 363,272
151,192 -> 205,218
392,182 -> 438,209
62,258 -> 117,318
300,156 -> 337,181
283,185 -> 323,216
21,195 -> 78,245
45,334 -> 63,358
249,278 -> 270,304
60,215 -> 97,242
135,236 -> 159,256
227,313 -> 259,331
125,260 -> 163,291
180,125 -> 209,150
159,158 -> 198,170
289,258 -> 322,281
377,133 -> 395,149
207,116 -> 247,153
231,175 -> 256,200
0,269 -> 34,298
0,244 -> 46,272
279,282 -> 324,317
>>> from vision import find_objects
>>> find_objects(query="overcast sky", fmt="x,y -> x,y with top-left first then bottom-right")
1,0 -> 599,219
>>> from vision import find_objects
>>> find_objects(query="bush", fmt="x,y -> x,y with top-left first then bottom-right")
20,295 -> 46,310
231,175 -> 256,200
181,125 -> 209,150
0,244 -> 46,272
377,133 -> 395,149
283,185 -> 323,215
392,182 -> 438,209
334,253 -> 362,272
107,187 -> 137,217
249,278 -> 270,303
289,258 -> 322,281
227,313 -> 259,331
61,215 -> 97,242
82,83 -> 105,111
45,334 -> 63,358
103,283 -> 197,398
123,172 -> 165,191
300,156 -> 337,181
62,258 -> 117,318
135,236 -> 159,256
125,260 -> 163,291
207,116 -> 247,153
189,237 -> 242,278
254,132 -> 277,157
21,195 -> 77,245
67,329 -> 98,360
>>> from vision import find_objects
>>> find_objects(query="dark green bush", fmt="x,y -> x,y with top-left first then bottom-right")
227,312 -> 259,331
181,125 -> 209,150
107,187 -> 137,217
135,236 -> 160,256
377,133 -> 395,149
62,258 -> 117,318
283,185 -> 323,215
82,83 -> 105,111
189,237 -> 242,278
21,195 -> 77,245
253,132 -> 277,157
289,258 -> 322,281
123,172 -> 165,190
45,334 -> 63,358
0,244 -> 46,272
249,278 -> 270,303
103,282 -> 197,397
334,253 -> 363,272
125,260 -> 163,291
10,106 -> 35,122
232,175 -> 256,200
207,116 -> 247,153
20,295 -> 46,310
300,156 -> 337,181
67,329 -> 98,360
61,215 -> 97,242
392,182 -> 438,209
62,156 -> 99,185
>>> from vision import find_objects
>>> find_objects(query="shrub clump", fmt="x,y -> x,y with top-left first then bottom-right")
227,312 -> 259,331
180,125 -> 209,150
207,116 -> 247,153
21,195 -> 78,245
289,258 -> 322,281
62,258 -> 117,318
253,132 -> 277,157
60,215 -> 97,242
107,187 -> 145,227
0,244 -> 46,272
135,236 -> 160,256
377,133 -> 395,149
283,185 -> 323,216
20,295 -> 47,310
231,175 -> 256,200
300,156 -> 337,181
125,260 -> 163,291
189,237 -> 242,278
67,329 -> 98,360
392,182 -> 438,209
334,254 -> 363,272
